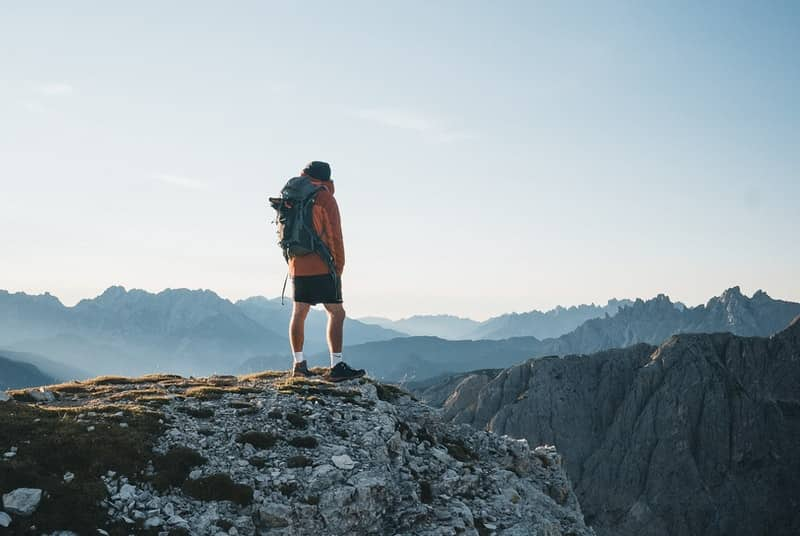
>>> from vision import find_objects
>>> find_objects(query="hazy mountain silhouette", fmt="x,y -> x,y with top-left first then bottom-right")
338,287 -> 800,382
358,314 -> 479,339
359,300 -> 636,340
0,348 -> 88,382
464,299 -> 634,340
0,286 -> 404,378
235,296 -> 405,350
0,354 -> 55,390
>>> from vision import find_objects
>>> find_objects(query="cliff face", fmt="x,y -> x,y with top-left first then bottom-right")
441,319 -> 800,536
1,371 -> 593,535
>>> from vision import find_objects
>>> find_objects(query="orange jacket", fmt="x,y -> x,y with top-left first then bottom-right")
288,176 -> 345,277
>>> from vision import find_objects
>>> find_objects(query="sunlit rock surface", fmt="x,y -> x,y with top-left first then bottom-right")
1,371 -> 593,535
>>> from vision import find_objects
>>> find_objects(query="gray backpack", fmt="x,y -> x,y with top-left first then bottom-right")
269,177 -> 338,299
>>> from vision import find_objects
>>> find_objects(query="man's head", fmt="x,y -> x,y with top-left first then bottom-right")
302,161 -> 331,181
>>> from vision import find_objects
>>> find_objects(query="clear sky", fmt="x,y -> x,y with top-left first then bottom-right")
1,1 -> 798,320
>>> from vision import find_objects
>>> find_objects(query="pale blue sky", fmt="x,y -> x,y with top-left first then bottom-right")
1,1 -> 798,319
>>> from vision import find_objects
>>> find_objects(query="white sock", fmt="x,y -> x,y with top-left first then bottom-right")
293,351 -> 304,364
330,352 -> 343,367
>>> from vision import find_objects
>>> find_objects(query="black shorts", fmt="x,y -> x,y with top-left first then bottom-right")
292,274 -> 343,305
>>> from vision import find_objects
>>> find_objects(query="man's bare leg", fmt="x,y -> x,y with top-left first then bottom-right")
290,302 -> 311,353
322,302 -> 364,381
323,302 -> 345,354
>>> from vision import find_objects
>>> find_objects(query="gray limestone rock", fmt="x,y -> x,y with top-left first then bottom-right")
439,318 -> 800,536
2,488 -> 43,516
85,376 -> 594,536
258,502 -> 291,528
29,388 -> 56,402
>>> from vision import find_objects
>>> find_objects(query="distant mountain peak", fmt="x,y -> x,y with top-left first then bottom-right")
719,285 -> 744,301
101,285 -> 128,296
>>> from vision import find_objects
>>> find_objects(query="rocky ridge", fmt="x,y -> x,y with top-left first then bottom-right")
432,317 -> 800,536
0,371 -> 593,535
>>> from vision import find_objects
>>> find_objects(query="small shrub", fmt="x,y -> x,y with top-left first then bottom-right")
249,456 -> 268,468
152,447 -> 207,490
182,473 -> 253,505
419,481 -> 433,504
374,382 -> 411,402
444,437 -> 478,462
279,481 -> 299,496
286,412 -> 307,429
289,436 -> 318,449
178,406 -> 214,419
286,455 -> 312,468
236,431 -> 278,449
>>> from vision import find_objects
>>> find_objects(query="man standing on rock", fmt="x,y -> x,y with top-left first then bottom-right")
277,161 -> 366,382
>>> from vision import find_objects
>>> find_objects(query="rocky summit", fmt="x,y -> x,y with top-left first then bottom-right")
0,371 -> 593,535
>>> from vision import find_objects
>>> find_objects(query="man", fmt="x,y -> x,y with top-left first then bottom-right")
287,161 -> 365,382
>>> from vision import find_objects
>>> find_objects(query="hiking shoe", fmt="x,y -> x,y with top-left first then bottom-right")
291,360 -> 314,378
326,362 -> 366,382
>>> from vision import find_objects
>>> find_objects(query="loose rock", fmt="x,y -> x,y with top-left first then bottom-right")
331,454 -> 355,470
2,488 -> 43,516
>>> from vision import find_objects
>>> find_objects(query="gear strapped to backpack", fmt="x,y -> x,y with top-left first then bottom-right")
269,176 -> 339,303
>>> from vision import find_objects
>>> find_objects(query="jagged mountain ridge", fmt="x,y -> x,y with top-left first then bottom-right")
358,299 -> 636,340
430,318 -> 800,536
0,286 -> 285,377
463,299 -> 635,340
342,287 -> 800,381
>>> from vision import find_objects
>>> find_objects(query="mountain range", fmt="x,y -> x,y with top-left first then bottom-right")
421,317 -> 800,536
338,287 -> 800,381
359,298 -> 635,340
0,286 -> 399,378
4,285 -> 798,385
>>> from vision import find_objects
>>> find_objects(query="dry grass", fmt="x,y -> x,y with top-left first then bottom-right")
45,382 -> 89,394
184,385 -> 260,400
238,370 -> 286,381
205,375 -> 238,386
184,386 -> 226,400
106,387 -> 167,402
